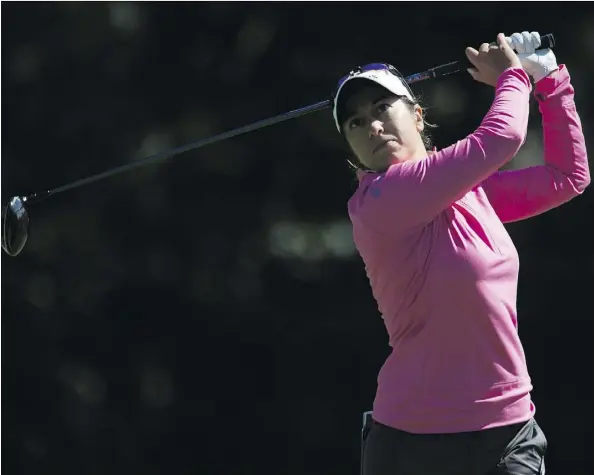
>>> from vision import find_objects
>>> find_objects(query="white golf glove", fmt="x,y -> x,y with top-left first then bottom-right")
506,31 -> 559,82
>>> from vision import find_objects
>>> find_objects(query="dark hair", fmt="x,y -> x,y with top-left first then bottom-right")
401,96 -> 436,150
344,95 -> 437,171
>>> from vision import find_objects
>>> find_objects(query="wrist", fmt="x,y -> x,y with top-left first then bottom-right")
534,66 -> 560,83
534,65 -> 570,103
497,67 -> 532,90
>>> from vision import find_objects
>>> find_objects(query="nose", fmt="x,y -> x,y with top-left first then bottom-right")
369,120 -> 384,138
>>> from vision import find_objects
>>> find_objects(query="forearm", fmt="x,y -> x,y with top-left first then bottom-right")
536,65 -> 590,194
482,65 -> 590,223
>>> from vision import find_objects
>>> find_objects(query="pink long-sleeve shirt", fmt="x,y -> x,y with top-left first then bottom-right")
349,65 -> 590,434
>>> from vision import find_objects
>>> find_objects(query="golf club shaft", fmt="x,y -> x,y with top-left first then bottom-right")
21,99 -> 331,205
19,33 -> 555,205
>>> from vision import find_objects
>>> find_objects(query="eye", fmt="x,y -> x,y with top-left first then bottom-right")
376,102 -> 391,114
348,117 -> 365,129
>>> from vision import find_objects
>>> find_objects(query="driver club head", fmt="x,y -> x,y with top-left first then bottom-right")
2,196 -> 30,257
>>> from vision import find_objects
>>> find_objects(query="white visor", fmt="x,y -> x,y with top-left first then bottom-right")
332,68 -> 414,132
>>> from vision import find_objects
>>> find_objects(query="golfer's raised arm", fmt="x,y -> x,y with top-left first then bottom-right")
349,67 -> 531,234
482,65 -> 590,223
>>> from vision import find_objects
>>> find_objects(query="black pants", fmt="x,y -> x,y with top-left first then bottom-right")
361,418 -> 547,475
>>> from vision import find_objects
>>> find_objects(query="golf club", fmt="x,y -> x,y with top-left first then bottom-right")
2,34 -> 555,257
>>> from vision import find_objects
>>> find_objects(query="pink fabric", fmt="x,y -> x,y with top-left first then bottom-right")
348,66 -> 590,434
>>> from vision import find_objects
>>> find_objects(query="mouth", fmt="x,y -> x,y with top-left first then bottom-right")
373,140 -> 393,154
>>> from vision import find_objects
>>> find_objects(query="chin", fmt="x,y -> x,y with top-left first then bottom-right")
367,156 -> 403,172
387,153 -> 412,165
367,150 -> 411,171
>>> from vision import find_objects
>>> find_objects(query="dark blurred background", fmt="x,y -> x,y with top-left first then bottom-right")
2,3 -> 593,474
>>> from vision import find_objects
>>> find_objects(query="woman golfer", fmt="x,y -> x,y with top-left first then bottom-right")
333,32 -> 590,474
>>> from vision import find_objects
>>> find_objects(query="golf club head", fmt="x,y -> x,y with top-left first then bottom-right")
2,196 -> 30,257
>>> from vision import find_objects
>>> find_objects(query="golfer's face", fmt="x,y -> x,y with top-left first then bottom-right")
342,86 -> 422,172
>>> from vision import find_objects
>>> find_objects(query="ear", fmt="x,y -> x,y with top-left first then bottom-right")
413,104 -> 424,133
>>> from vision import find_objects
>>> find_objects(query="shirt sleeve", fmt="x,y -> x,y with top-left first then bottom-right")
349,68 -> 532,235
481,65 -> 591,223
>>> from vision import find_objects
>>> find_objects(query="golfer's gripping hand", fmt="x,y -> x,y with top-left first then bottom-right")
506,31 -> 559,82
465,33 -> 523,87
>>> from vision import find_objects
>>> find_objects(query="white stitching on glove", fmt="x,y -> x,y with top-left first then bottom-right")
505,31 -> 559,82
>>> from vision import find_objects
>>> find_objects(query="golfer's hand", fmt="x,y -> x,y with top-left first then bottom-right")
465,33 -> 523,87
507,31 -> 559,82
